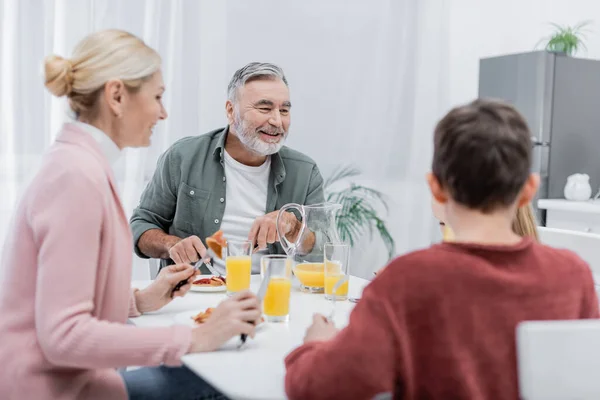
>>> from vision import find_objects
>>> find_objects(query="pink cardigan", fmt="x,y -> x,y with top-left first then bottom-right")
0,124 -> 192,399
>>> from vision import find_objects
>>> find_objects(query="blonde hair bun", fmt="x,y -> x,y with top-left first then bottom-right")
42,30 -> 160,116
44,54 -> 74,97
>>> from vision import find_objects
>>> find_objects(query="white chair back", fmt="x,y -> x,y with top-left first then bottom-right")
517,320 -> 600,400
538,227 -> 600,275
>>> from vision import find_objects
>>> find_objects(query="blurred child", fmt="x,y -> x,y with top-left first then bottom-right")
285,99 -> 599,400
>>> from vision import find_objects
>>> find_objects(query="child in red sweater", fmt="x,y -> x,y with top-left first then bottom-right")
285,99 -> 599,400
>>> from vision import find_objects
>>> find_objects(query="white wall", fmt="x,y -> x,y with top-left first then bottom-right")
447,0 -> 600,108
349,0 -> 600,275
222,1 -> 431,277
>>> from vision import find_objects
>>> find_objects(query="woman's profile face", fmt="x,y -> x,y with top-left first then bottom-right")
120,70 -> 168,148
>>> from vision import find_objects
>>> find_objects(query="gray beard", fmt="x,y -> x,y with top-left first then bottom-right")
232,114 -> 287,156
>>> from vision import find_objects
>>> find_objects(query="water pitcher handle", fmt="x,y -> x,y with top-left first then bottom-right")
276,203 -> 306,255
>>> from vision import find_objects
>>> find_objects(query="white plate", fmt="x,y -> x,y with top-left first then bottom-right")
190,275 -> 227,292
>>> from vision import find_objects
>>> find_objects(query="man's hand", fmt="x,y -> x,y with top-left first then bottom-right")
248,211 -> 301,251
135,264 -> 199,313
303,313 -> 340,343
169,235 -> 207,264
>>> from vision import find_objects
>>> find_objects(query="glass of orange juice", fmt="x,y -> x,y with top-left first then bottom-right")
324,243 -> 350,301
225,240 -> 252,296
261,255 -> 292,322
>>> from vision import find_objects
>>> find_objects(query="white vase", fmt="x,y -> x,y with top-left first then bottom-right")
564,173 -> 592,201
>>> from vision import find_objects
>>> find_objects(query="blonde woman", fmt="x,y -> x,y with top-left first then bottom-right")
512,204 -> 539,240
432,198 -> 539,240
0,30 -> 260,400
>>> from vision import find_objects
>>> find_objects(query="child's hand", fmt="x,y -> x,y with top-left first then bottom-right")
303,314 -> 339,343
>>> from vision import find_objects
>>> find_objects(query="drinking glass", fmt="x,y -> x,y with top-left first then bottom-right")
324,243 -> 350,301
225,240 -> 252,296
261,255 -> 293,322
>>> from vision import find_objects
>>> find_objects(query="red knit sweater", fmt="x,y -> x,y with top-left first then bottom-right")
285,238 -> 599,400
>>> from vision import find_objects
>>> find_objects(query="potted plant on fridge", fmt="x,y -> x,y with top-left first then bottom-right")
537,21 -> 592,56
324,165 -> 395,260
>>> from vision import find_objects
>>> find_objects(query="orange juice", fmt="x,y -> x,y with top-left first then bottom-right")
324,258 -> 348,300
226,256 -> 251,293
263,277 -> 292,317
293,263 -> 324,291
324,275 -> 349,298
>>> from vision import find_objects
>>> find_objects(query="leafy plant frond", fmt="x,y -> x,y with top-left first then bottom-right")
327,184 -> 389,212
375,219 -> 395,259
348,184 -> 389,211
574,20 -> 593,30
324,165 -> 361,189
325,165 -> 396,260
536,20 -> 592,56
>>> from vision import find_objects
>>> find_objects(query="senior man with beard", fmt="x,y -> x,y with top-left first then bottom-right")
130,62 -> 324,274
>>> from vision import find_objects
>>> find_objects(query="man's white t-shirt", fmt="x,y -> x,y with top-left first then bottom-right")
213,150 -> 270,274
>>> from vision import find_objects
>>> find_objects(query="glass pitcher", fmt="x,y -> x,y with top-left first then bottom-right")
276,202 -> 342,292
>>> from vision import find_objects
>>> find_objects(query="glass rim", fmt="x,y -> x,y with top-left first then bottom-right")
261,254 -> 291,260
261,255 -> 292,268
261,254 -> 292,277
226,239 -> 253,245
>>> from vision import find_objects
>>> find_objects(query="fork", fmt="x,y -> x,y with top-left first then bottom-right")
328,275 -> 349,322
171,249 -> 223,296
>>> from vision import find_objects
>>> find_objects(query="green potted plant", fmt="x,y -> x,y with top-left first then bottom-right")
324,165 -> 395,260
537,21 -> 591,56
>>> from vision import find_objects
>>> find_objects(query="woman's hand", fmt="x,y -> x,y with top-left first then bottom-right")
188,290 -> 262,353
135,264 -> 198,313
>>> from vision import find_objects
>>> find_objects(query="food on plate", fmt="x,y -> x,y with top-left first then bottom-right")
206,230 -> 227,259
192,308 -> 215,324
192,276 -> 226,287
191,307 -> 265,325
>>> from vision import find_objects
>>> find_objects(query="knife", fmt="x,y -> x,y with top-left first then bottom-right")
171,248 -> 224,296
239,265 -> 271,348
199,248 -> 224,278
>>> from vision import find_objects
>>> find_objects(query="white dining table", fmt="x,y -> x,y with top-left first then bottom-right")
130,275 -> 370,400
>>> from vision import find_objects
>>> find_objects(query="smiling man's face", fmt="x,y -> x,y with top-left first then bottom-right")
230,78 -> 291,156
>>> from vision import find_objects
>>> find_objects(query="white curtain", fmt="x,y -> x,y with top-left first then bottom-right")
8,0 -> 596,280
1,0 -> 452,280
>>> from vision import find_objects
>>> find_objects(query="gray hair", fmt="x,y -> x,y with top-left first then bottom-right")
227,62 -> 288,102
